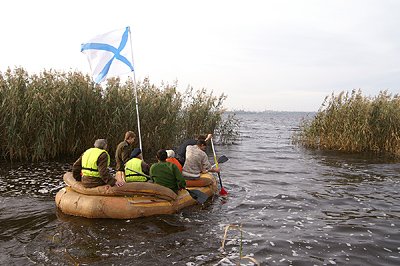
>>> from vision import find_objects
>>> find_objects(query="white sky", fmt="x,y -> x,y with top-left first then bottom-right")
2,0 -> 400,111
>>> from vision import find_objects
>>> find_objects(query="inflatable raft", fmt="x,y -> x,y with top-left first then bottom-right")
55,172 -> 217,219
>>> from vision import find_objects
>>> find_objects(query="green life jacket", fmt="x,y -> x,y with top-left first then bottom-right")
81,148 -> 110,178
125,158 -> 147,182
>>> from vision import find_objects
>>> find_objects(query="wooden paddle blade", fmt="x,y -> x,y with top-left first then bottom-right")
186,189 -> 209,204
217,155 -> 229,164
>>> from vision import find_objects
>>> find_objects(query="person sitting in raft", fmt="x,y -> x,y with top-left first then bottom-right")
124,148 -> 150,182
150,149 -> 186,194
175,134 -> 212,166
166,149 -> 182,173
115,131 -> 136,171
72,139 -> 124,188
182,139 -> 220,180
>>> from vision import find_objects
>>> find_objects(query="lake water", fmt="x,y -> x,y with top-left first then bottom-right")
1,112 -> 400,265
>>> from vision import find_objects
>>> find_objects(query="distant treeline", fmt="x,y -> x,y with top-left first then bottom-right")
293,89 -> 400,156
0,67 -> 240,161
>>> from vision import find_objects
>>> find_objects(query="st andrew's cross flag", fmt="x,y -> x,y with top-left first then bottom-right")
81,27 -> 134,83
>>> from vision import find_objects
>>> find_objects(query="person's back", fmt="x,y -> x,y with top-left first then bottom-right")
182,139 -> 220,179
166,157 -> 182,172
124,148 -> 149,182
115,131 -> 136,171
150,149 -> 186,194
72,139 -> 124,188
125,158 -> 147,182
175,134 -> 212,165
166,150 -> 182,172
175,139 -> 197,165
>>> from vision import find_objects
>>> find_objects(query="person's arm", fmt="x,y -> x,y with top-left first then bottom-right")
201,153 -> 212,171
97,153 -> 119,186
209,168 -> 221,173
141,161 -> 150,175
200,152 -> 220,173
205,134 -> 213,142
149,164 -> 155,182
173,164 -> 186,189
121,145 -> 131,164
72,155 -> 83,181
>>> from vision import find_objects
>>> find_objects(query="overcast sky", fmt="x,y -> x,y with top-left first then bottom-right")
2,0 -> 400,111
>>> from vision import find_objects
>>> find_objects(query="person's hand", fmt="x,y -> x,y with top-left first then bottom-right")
212,168 -> 220,173
206,134 -> 213,141
115,180 -> 124,187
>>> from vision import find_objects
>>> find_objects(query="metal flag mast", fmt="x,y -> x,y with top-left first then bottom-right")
128,26 -> 143,155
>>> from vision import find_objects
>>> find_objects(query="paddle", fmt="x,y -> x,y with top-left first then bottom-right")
125,167 -> 150,178
125,167 -> 210,203
210,138 -> 228,195
218,155 -> 229,164
185,188 -> 208,204
212,155 -> 229,168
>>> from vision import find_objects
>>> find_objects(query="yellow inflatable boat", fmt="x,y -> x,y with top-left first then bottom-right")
55,172 -> 217,219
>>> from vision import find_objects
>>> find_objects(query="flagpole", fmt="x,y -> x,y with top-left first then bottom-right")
128,26 -> 143,155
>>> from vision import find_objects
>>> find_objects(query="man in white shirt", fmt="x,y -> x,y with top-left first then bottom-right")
182,139 -> 220,180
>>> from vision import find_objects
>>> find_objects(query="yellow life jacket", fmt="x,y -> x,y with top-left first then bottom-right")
125,158 -> 147,182
81,148 -> 110,177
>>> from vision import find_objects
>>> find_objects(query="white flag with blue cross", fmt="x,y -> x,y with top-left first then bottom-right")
81,26 -> 134,84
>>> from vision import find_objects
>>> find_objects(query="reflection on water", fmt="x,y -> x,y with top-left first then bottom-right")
1,112 -> 400,265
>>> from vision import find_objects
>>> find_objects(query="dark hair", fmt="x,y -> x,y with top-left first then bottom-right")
157,149 -> 168,161
197,139 -> 207,146
197,134 -> 206,140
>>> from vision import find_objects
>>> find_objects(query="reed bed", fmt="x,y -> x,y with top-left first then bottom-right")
0,67 -> 239,161
293,89 -> 400,156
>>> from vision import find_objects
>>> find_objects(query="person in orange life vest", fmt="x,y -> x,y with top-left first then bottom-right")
166,150 -> 182,172
124,148 -> 150,182
72,139 -> 124,188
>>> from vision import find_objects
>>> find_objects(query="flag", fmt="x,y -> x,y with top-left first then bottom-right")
81,26 -> 134,83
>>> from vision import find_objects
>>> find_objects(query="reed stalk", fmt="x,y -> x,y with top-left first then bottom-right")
293,89 -> 400,156
221,222 -> 260,266
0,67 -> 239,161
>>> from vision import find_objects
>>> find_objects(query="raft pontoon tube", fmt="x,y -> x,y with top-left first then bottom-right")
55,172 -> 217,219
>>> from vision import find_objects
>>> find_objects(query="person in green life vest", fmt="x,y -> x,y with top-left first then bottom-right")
115,131 -> 136,171
124,148 -> 150,182
72,139 -> 124,188
150,149 -> 186,194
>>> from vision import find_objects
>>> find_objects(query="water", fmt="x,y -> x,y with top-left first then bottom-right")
1,112 -> 400,265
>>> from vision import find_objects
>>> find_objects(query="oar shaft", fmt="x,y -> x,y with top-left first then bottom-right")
210,139 -> 219,169
125,167 -> 150,178
210,138 -> 228,194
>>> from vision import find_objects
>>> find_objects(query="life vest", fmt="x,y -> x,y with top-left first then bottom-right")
125,158 -> 147,182
81,148 -> 110,178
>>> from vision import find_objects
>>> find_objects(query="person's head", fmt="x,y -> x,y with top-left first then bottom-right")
197,139 -> 207,150
125,131 -> 136,144
197,134 -> 207,141
94,139 -> 107,150
156,149 -> 168,162
130,148 -> 142,159
166,150 -> 175,158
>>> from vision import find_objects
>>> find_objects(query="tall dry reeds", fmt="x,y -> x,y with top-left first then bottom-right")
293,89 -> 400,156
0,67 -> 239,161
